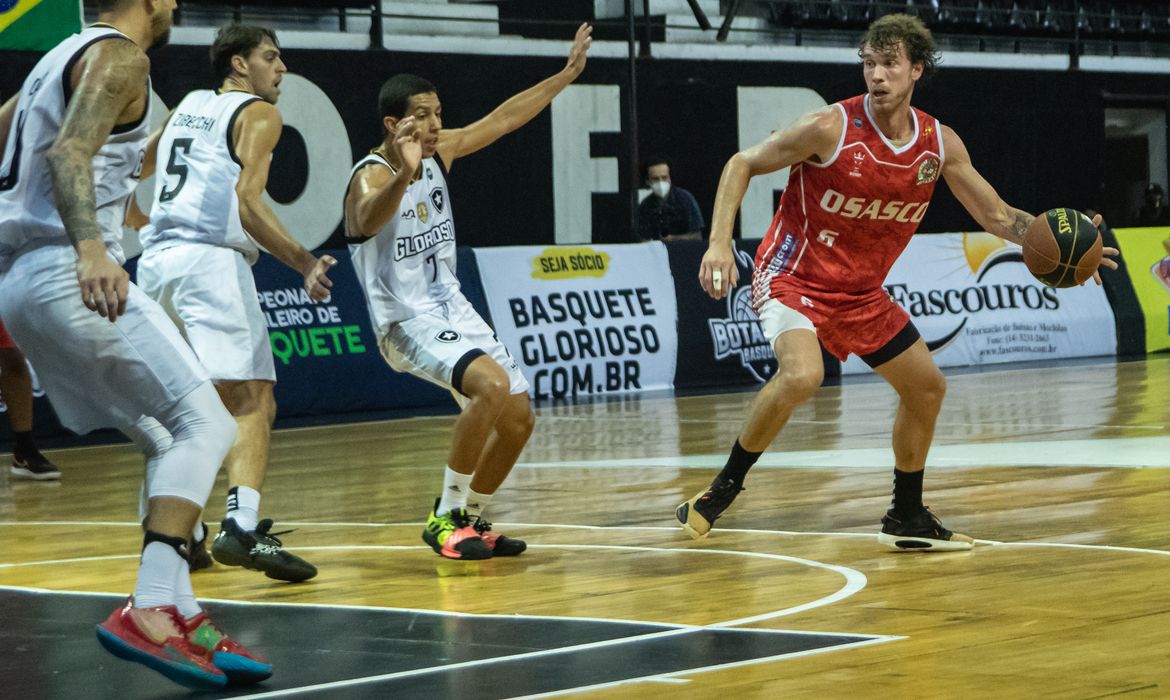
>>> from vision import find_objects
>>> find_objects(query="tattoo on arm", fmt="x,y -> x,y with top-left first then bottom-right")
46,40 -> 147,247
1008,211 -> 1033,245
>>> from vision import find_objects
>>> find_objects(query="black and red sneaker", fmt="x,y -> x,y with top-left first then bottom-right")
676,476 -> 744,540
473,517 -> 527,556
879,506 -> 975,552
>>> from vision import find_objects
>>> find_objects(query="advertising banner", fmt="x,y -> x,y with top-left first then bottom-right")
0,0 -> 80,51
1113,226 -> 1170,354
841,232 -> 1117,374
248,250 -> 451,417
670,239 -> 780,389
475,243 -> 678,401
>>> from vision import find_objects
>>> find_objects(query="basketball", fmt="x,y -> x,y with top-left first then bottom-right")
1021,208 -> 1103,288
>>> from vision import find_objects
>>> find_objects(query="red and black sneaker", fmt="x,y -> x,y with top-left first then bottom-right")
422,499 -> 491,560
473,517 -> 527,556
676,476 -> 744,540
878,506 -> 975,552
95,598 -> 226,690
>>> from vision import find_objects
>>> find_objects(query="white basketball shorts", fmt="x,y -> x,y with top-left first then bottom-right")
0,245 -> 209,434
379,292 -> 529,399
756,297 -> 817,351
138,242 -> 276,383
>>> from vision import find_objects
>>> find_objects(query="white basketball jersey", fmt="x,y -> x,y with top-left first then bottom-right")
0,25 -> 151,269
139,90 -> 263,263
347,154 -> 459,335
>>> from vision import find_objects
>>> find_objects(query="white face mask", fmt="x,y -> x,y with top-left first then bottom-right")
650,181 -> 671,199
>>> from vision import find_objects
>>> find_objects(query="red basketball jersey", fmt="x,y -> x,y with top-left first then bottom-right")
752,94 -> 944,308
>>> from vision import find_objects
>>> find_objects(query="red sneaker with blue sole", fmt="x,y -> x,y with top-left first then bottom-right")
95,599 -> 225,690
185,611 -> 273,685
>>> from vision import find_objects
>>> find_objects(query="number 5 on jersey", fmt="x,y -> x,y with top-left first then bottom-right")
159,138 -> 193,203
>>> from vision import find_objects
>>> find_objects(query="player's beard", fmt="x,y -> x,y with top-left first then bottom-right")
148,16 -> 172,50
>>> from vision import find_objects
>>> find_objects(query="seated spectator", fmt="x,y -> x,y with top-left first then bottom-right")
638,157 -> 704,241
1136,183 -> 1170,226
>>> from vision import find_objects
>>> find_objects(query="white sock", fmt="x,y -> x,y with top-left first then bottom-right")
137,481 -> 148,524
133,541 -> 184,609
174,566 -> 202,619
465,489 -> 493,519
226,485 -> 261,532
436,467 -> 472,515
192,520 -> 205,545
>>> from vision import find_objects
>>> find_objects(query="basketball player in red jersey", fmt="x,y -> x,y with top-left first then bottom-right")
676,13 -> 1118,550
0,324 -> 61,480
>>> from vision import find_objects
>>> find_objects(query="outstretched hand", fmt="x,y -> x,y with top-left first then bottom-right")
1089,213 -> 1120,286
392,116 -> 423,174
564,23 -> 592,80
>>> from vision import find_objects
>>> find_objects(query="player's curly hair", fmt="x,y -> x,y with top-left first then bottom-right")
858,13 -> 939,79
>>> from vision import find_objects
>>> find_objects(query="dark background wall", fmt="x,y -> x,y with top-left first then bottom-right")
0,45 -> 1163,244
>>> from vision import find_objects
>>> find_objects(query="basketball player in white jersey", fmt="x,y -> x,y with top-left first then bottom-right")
0,0 -> 271,689
135,24 -> 331,583
344,24 -> 592,560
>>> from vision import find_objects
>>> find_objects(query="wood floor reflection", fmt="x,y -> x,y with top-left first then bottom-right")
2,356 -> 1168,698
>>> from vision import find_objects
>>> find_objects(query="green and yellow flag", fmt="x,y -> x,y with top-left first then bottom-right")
0,0 -> 81,51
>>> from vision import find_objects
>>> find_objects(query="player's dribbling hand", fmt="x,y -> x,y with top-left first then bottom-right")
75,240 -> 129,322
393,116 -> 423,174
1088,213 -> 1120,286
699,242 -> 739,300
564,23 -> 592,79
305,255 -> 338,303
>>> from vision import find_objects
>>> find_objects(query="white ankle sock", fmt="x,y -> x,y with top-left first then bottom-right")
465,489 -> 493,518
174,566 -> 202,619
226,485 -> 261,532
133,541 -> 184,609
436,467 -> 472,515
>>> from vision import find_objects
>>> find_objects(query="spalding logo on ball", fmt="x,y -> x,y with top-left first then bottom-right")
1022,208 -> 1103,288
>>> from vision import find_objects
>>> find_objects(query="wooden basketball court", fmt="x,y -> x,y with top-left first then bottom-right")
2,355 -> 1168,698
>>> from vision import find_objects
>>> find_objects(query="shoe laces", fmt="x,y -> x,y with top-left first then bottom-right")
187,615 -> 226,648
472,517 -> 493,535
448,508 -> 474,529
253,519 -> 294,547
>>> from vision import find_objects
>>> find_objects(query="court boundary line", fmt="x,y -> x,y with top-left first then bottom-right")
5,519 -> 1162,696
0,583 -> 886,642
504,635 -> 902,700
0,538 -> 888,700
0,542 -> 869,627
2,520 -> 1168,557
236,631 -> 901,699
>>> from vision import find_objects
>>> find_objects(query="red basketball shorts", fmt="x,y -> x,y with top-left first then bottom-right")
765,284 -> 917,366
